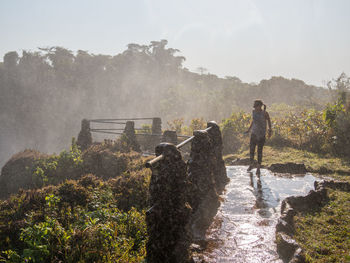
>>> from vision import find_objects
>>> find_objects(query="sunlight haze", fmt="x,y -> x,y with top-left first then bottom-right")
1,0 -> 349,85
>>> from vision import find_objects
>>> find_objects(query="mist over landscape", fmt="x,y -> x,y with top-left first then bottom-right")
1,1 -> 350,262
1,0 -> 349,170
0,40 -> 333,168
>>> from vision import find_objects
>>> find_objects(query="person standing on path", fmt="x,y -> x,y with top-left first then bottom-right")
245,100 -> 272,175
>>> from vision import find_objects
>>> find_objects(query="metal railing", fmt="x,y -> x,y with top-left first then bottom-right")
89,118 -> 155,122
89,118 -> 157,136
145,126 -> 212,168
88,117 -> 191,139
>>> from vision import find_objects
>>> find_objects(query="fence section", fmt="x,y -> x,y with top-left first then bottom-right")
145,121 -> 229,263
77,117 -> 191,153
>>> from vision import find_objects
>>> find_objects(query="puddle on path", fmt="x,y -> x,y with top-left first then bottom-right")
194,166 -> 318,263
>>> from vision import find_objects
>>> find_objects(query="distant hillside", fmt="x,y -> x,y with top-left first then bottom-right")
0,40 -> 332,168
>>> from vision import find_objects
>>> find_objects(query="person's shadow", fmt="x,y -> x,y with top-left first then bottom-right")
248,172 -> 274,218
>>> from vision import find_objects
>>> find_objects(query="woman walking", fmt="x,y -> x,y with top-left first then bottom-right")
246,100 -> 272,175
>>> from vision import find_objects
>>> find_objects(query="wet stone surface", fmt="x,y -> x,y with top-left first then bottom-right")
194,166 -> 318,263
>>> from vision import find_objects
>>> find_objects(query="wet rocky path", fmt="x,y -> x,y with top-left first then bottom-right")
194,166 -> 318,263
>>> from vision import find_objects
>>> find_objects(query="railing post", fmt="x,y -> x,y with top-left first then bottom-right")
207,121 -> 229,193
124,121 -> 141,152
150,117 -> 162,150
145,122 -> 229,257
162,130 -> 178,145
146,143 -> 192,263
188,130 -> 220,240
77,119 -> 92,151
152,117 -> 162,135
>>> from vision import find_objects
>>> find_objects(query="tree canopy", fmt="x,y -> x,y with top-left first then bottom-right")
0,40 -> 332,167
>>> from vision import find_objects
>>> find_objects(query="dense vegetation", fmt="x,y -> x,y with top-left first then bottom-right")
0,40 -> 331,168
0,139 -> 151,262
220,74 -> 350,160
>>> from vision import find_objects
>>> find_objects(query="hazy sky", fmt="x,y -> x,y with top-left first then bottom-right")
1,0 -> 349,86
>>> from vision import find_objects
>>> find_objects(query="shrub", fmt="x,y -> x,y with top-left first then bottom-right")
221,111 -> 251,154
78,174 -> 101,188
31,140 -> 84,188
58,180 -> 90,208
324,93 -> 350,156
0,177 -> 148,262
110,168 -> 151,211
167,118 -> 184,134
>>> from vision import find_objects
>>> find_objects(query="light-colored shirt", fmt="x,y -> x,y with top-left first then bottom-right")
251,110 -> 266,139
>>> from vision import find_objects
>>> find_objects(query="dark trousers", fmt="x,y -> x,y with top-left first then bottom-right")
250,134 -> 265,164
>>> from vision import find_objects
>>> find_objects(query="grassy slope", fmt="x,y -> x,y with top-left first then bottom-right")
225,145 -> 350,262
294,190 -> 350,263
224,145 -> 350,182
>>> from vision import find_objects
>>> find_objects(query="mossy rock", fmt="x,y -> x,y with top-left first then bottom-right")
0,149 -> 47,199
269,162 -> 307,174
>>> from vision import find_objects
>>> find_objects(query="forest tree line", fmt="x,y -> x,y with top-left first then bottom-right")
0,39 -> 332,167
